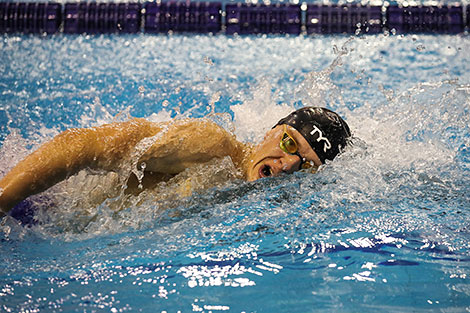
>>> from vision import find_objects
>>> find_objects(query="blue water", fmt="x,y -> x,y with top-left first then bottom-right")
1,33 -> 470,312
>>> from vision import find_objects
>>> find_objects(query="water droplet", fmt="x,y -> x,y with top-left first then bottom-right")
203,56 -> 214,66
332,45 -> 339,54
416,45 -> 425,52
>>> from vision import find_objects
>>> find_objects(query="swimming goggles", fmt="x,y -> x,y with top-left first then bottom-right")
279,125 -> 315,170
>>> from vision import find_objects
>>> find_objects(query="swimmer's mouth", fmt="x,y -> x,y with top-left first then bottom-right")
259,164 -> 273,178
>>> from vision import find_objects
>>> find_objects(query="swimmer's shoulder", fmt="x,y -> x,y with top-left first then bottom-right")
138,116 -> 248,172
144,117 -> 238,143
132,116 -> 249,165
123,116 -> 227,135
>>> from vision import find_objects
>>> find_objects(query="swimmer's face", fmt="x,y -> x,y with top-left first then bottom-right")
247,125 -> 322,181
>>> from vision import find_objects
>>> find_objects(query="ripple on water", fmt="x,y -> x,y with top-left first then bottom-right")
1,34 -> 470,312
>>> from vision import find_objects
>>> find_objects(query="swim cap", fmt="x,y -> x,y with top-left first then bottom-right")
274,107 -> 351,163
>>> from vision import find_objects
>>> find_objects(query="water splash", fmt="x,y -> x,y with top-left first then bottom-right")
1,34 -> 470,313
0,35 -> 469,249
0,130 -> 32,176
230,79 -> 294,143
295,38 -> 353,110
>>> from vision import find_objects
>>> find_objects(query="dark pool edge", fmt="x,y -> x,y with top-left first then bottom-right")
0,2 -> 468,35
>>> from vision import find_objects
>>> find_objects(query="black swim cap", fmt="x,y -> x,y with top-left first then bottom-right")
274,107 -> 351,163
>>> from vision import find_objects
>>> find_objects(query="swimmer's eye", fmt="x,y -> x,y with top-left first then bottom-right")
280,125 -> 299,155
282,136 -> 298,154
280,125 -> 317,173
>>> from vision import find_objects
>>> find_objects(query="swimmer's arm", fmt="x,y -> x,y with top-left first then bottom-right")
0,118 -> 244,214
0,118 -> 160,214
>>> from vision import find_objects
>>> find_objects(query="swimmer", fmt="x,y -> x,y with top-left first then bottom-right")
0,107 -> 351,216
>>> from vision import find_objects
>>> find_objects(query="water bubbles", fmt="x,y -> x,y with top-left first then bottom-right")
0,33 -> 470,313
208,91 -> 221,114
203,56 -> 214,66
378,83 -> 395,101
332,44 -> 339,54
355,24 -> 362,36
1,34 -> 469,246
230,80 -> 293,143
416,44 -> 426,52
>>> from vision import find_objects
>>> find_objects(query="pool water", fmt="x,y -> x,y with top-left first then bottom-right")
1,33 -> 470,312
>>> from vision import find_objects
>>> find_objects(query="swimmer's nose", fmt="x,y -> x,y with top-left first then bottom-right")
271,154 -> 302,175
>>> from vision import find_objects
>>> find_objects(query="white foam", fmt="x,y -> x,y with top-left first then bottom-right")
230,79 -> 294,143
1,34 -> 469,243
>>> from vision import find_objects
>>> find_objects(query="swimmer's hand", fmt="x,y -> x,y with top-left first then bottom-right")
0,118 -> 244,213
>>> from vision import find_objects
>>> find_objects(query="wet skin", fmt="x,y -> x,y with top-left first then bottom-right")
0,118 -> 246,214
0,120 -> 322,216
246,125 -> 322,181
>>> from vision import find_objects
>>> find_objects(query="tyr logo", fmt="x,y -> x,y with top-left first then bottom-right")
310,126 -> 331,152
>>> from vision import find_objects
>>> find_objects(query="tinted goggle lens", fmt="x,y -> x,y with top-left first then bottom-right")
280,125 -> 317,172
280,133 -> 298,154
